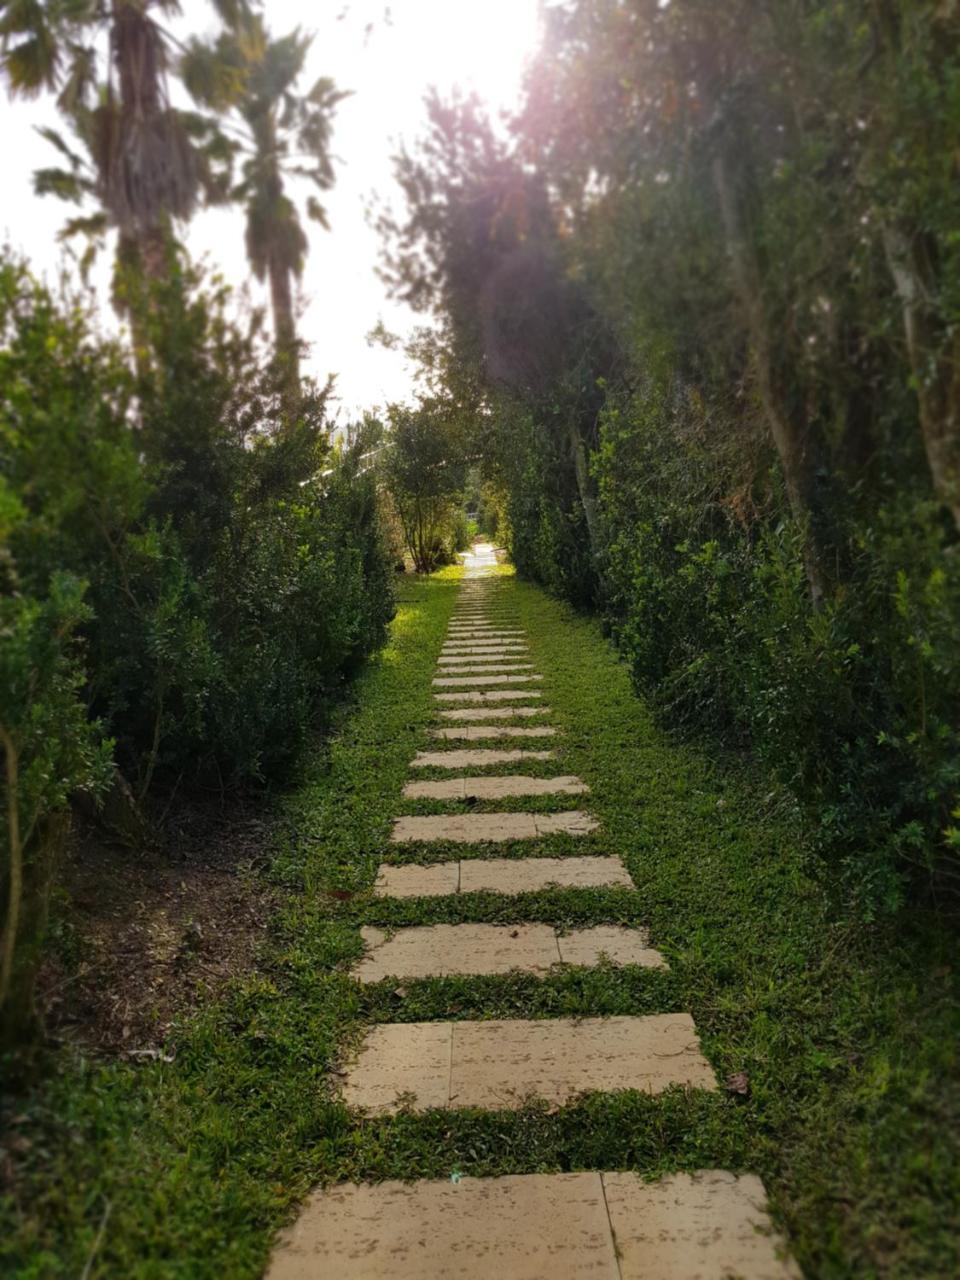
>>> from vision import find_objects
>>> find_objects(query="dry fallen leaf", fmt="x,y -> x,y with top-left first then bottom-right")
726,1071 -> 751,1097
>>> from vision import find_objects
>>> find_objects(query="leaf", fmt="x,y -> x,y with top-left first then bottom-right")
725,1071 -> 750,1097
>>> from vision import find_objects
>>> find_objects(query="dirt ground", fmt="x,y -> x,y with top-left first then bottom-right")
36,799 -> 285,1058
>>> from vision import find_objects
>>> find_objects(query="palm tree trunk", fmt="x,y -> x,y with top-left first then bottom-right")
269,254 -> 300,410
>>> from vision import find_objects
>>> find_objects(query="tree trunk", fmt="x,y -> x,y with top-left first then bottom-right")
269,254 -> 300,411
567,417 -> 601,557
0,811 -> 69,1056
711,147 -> 830,605
883,224 -> 960,529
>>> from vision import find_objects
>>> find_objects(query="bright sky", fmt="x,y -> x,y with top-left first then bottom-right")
2,0 -> 544,423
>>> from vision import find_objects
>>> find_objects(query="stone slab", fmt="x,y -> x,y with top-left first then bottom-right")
448,1014 -> 715,1108
352,924 -> 662,982
440,646 -> 528,655
557,925 -> 665,969
391,810 -> 597,843
402,774 -> 586,800
353,923 -> 562,981
433,675 -> 543,687
340,1015 -> 715,1114
411,748 -> 554,768
603,1169 -> 800,1279
430,725 -> 558,740
434,689 -> 543,703
435,663 -> 536,675
339,1021 -> 451,1113
457,856 -> 632,894
445,630 -> 525,638
373,862 -> 459,898
438,655 -> 531,666
266,1173 -> 619,1280
373,856 -> 632,898
534,811 -> 599,836
266,1170 -> 796,1280
438,706 -> 548,720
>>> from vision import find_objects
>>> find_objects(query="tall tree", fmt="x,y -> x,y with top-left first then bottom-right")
181,10 -> 343,392
0,0 -> 206,286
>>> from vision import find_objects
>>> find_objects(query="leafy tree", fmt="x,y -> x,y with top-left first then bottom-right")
382,399 -> 467,572
0,0 -> 214,286
181,8 -> 344,390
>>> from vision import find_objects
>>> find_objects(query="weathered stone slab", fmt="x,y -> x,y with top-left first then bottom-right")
373,862 -> 459,898
435,663 -> 536,675
534,811 -> 599,835
440,645 -> 528,655
438,655 -> 530,666
557,925 -> 665,969
266,1171 -> 797,1280
402,774 -> 585,800
391,810 -> 596,843
411,748 -> 554,768
430,725 -> 557,740
438,706 -> 547,720
373,856 -> 631,898
265,1173 -> 619,1280
446,630 -> 525,638
352,924 -> 663,981
353,923 -> 562,981
340,1015 -> 715,1113
433,675 -> 542,687
603,1170 -> 801,1279
339,1022 -> 451,1113
392,812 -> 539,843
448,1014 -> 716,1108
435,689 -> 543,703
458,856 -> 632,893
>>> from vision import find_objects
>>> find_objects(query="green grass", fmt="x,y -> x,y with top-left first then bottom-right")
2,567 -> 958,1277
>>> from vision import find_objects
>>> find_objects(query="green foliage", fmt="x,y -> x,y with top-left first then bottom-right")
597,379 -> 960,914
381,0 -> 960,906
4,572 -> 958,1276
382,399 -> 468,573
0,253 -> 394,1042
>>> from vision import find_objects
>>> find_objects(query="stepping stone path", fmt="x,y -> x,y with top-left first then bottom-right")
267,542 -> 799,1278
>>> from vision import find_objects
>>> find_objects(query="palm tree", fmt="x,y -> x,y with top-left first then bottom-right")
181,10 -> 344,390
1,1 -> 204,284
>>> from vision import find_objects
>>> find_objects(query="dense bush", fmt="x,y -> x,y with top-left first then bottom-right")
381,0 -> 960,912
597,379 -> 960,915
0,255 -> 394,1042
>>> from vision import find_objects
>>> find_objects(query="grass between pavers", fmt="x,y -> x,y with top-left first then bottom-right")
3,567 -> 958,1278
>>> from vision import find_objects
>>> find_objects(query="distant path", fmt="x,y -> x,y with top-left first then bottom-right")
267,542 -> 798,1278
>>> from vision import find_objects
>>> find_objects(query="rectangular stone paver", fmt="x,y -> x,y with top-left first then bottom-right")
411,748 -> 554,768
430,725 -> 558,740
373,862 -> 460,898
340,1021 -> 451,1113
373,856 -> 631,898
354,923 -> 562,981
557,924 -> 665,968
266,1173 -> 619,1280
266,1171 -> 797,1280
435,689 -> 543,703
438,706 -> 548,720
390,810 -> 597,843
433,675 -> 543,687
402,774 -> 585,799
440,646 -> 528,656
602,1170 -> 801,1279
458,855 -> 632,893
434,663 -> 535,675
340,1014 -> 715,1114
438,655 -> 531,666
352,923 -> 662,982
